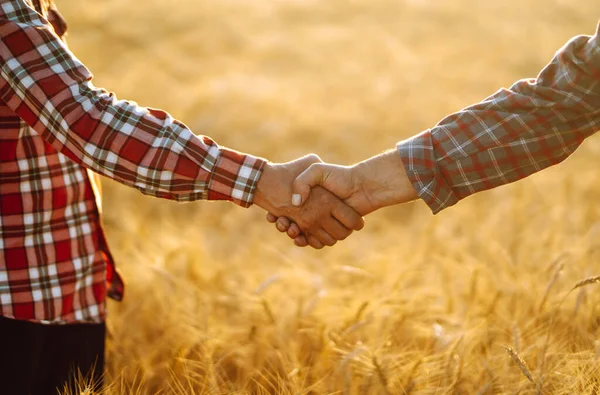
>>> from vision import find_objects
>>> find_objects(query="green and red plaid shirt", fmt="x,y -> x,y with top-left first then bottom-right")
0,0 -> 265,324
398,23 -> 600,214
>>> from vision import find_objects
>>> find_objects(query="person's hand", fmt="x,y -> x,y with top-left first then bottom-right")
266,150 -> 418,245
253,154 -> 364,249
293,150 -> 417,213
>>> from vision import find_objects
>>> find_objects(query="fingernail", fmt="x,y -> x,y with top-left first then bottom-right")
292,194 -> 302,206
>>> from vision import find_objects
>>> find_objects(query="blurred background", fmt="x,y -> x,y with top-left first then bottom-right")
59,1 -> 600,393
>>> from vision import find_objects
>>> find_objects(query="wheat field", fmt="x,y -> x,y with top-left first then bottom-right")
58,0 -> 600,393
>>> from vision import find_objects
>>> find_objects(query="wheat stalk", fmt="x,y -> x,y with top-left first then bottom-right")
486,291 -> 502,316
342,301 -> 369,331
503,346 -> 542,393
512,323 -> 521,354
540,274 -> 600,380
400,359 -> 422,395
570,276 -> 600,292
573,287 -> 587,317
254,274 -> 282,295
538,262 -> 564,312
372,355 -> 390,395
261,297 -> 276,325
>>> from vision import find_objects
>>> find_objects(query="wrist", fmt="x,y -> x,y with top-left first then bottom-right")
253,154 -> 322,211
353,150 -> 417,210
253,161 -> 296,213
253,162 -> 276,210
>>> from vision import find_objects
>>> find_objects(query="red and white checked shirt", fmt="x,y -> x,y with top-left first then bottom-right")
0,0 -> 266,324
398,23 -> 600,214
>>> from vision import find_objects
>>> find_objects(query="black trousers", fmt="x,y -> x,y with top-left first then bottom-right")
0,316 -> 105,395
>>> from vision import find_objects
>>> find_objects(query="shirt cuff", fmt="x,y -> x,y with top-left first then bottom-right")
207,148 -> 267,208
396,130 -> 459,214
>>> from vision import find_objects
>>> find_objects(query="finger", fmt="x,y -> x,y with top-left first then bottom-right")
292,163 -> 327,207
306,234 -> 325,250
276,217 -> 292,233
286,223 -> 302,239
312,228 -> 337,247
266,212 -> 277,223
332,202 -> 365,231
294,235 -> 309,247
322,216 -> 352,241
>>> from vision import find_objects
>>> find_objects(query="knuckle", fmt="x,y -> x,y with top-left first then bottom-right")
307,153 -> 322,163
307,163 -> 323,174
314,162 -> 325,171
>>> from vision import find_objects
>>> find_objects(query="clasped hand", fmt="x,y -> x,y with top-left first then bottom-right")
262,150 -> 418,248
253,154 -> 365,249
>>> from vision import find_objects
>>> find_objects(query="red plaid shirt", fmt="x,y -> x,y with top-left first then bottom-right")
0,0 -> 266,324
398,23 -> 600,214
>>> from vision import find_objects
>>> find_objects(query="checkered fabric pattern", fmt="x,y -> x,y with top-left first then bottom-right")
398,23 -> 600,214
0,0 -> 266,324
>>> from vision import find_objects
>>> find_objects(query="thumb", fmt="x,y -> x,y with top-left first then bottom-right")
292,163 -> 326,206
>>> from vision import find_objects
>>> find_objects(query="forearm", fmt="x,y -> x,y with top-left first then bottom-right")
351,150 -> 418,211
51,82 -> 266,205
398,24 -> 600,214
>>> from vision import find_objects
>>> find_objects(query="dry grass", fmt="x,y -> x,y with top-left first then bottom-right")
58,0 -> 600,393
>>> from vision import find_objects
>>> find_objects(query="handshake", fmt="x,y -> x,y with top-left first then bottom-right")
253,150 -> 419,249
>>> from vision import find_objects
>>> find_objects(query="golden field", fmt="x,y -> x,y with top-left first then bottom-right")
59,0 -> 600,393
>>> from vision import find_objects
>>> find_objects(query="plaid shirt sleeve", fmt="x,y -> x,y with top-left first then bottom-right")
397,23 -> 600,214
0,0 -> 266,208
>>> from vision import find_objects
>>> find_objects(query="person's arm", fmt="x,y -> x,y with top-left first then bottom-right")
0,1 -> 262,206
291,23 -> 600,215
0,0 -> 364,248
396,23 -> 600,214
